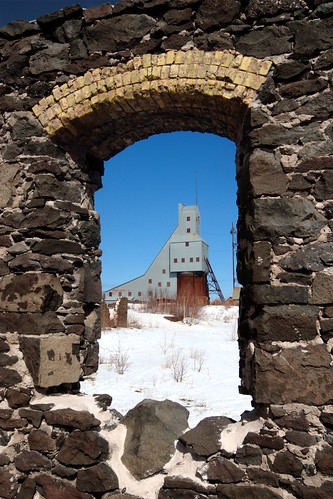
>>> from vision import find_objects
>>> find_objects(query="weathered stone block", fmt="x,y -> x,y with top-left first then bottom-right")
0,273 -> 63,313
235,26 -> 292,57
251,305 -> 319,342
196,0 -> 241,30
248,149 -> 288,197
44,408 -> 100,431
76,462 -> 119,493
270,449 -> 303,477
252,284 -> 309,305
19,334 -> 81,388
179,415 -> 232,458
253,344 -> 333,405
28,429 -> 56,452
216,484 -> 283,499
311,270 -> 333,304
198,456 -> 245,483
0,311 -> 64,335
57,430 -> 108,466
29,43 -> 70,75
250,198 -> 325,240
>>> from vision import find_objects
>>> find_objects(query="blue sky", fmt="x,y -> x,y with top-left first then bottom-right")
1,2 -> 238,299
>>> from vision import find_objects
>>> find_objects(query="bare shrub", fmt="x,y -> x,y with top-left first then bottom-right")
166,347 -> 188,382
228,323 -> 238,342
160,333 -> 175,355
110,344 -> 131,374
190,347 -> 206,372
101,334 -> 131,374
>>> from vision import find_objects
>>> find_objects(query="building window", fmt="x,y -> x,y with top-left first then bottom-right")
148,278 -> 152,284
148,290 -> 153,296
174,258 -> 178,263
187,216 -> 190,221
185,242 -> 189,247
109,292 -> 112,296
190,257 -> 193,262
128,292 -> 132,297
138,291 -> 142,297
181,258 -> 185,263
162,268 -> 166,274
196,257 -> 200,262
158,282 -> 162,287
187,228 -> 191,233
118,292 -> 122,297
167,282 -> 170,287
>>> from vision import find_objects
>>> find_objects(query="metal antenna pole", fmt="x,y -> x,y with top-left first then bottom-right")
230,223 -> 236,288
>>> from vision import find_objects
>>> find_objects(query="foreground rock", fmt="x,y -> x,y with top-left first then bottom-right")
121,398 -> 189,479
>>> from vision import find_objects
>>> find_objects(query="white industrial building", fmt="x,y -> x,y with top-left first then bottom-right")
104,203 -> 222,305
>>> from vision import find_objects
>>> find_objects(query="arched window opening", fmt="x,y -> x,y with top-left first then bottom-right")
81,131 -> 251,425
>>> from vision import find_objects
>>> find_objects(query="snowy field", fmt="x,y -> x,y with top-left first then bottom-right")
81,305 -> 252,428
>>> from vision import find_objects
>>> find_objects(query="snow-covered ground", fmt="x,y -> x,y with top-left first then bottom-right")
81,305 -> 252,428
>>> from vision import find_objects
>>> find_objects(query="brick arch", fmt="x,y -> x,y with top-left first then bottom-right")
33,49 -> 271,159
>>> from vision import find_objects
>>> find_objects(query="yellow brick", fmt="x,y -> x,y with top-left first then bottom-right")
175,51 -> 186,64
233,71 -> 247,86
53,87 -> 63,102
156,53 -> 166,66
152,66 -> 161,78
38,112 -> 49,127
233,85 -> 246,98
77,76 -> 85,88
83,72 -> 94,85
243,73 -> 265,91
67,93 -> 76,108
170,64 -> 179,78
160,65 -> 170,79
219,52 -> 234,68
225,82 -> 236,90
166,50 -> 175,65
130,69 -> 141,84
204,52 -> 215,67
232,54 -> 243,68
32,104 -> 41,117
133,56 -> 142,70
105,77 -> 116,90
114,74 -> 123,88
207,64 -> 218,79
47,117 -> 63,135
45,95 -> 55,107
73,89 -> 84,104
258,59 -> 272,76
196,65 -> 207,79
239,56 -> 260,74
142,53 -> 152,68
122,72 -> 132,86
216,66 -> 226,80
59,83 -> 71,97
59,97 -> 69,111
97,79 -> 107,93
225,68 -> 238,83
191,50 -> 204,64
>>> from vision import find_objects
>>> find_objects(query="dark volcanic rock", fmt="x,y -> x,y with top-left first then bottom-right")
122,399 -> 189,479
76,462 -> 119,493
179,415 -> 233,457
44,408 -> 100,431
57,430 -> 108,466
34,474 -> 91,499
14,450 -> 52,473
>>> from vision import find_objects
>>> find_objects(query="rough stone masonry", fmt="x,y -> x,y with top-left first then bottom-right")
1,0 -> 333,497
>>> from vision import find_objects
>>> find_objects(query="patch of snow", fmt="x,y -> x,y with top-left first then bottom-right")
81,305 -> 252,428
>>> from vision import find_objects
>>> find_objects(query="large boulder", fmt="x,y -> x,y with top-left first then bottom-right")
121,399 -> 189,479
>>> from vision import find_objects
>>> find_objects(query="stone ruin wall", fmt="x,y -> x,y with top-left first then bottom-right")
0,0 -> 333,497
